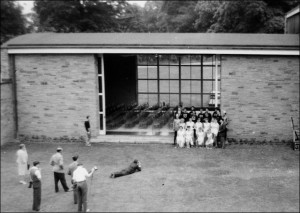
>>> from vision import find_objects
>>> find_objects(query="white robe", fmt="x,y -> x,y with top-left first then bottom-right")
206,133 -> 214,145
185,129 -> 194,146
196,131 -> 205,145
211,122 -> 219,137
16,149 -> 28,175
176,129 -> 186,148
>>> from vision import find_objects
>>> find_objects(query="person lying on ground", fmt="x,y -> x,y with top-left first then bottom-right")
110,160 -> 141,178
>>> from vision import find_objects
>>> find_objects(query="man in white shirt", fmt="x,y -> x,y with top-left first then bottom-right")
29,161 -> 42,212
49,147 -> 70,192
73,163 -> 97,212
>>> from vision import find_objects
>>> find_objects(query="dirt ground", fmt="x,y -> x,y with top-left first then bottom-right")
1,142 -> 299,212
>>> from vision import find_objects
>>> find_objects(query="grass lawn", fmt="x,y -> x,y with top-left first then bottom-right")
1,142 -> 299,212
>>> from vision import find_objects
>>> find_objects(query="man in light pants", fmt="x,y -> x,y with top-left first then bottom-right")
73,163 -> 97,212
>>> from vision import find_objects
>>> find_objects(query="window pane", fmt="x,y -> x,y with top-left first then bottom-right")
159,66 -> 169,79
203,94 -> 211,107
191,81 -> 201,93
148,80 -> 157,92
98,76 -> 102,93
181,94 -> 191,107
170,55 -> 179,65
203,55 -> 214,65
159,55 -> 169,65
170,94 -> 179,107
148,55 -> 157,65
181,80 -> 191,93
138,94 -> 148,105
160,80 -> 169,93
138,80 -> 148,92
148,66 -> 157,79
211,67 -> 221,80
203,66 -> 213,79
98,58 -> 102,74
138,66 -> 147,79
181,66 -> 190,79
191,94 -> 201,106
138,55 -> 148,65
190,55 -> 201,66
191,66 -> 201,79
181,55 -> 190,65
99,96 -> 103,112
160,94 -> 170,105
170,66 -> 179,79
170,80 -> 179,93
100,114 -> 103,130
148,94 -> 158,106
203,81 -> 214,93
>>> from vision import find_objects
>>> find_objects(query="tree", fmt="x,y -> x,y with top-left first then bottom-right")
33,0 -> 121,32
1,1 -> 27,44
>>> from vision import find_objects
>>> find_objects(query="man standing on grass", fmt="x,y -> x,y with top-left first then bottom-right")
29,161 -> 42,212
84,116 -> 91,146
72,163 -> 97,212
68,155 -> 79,204
49,147 -> 70,193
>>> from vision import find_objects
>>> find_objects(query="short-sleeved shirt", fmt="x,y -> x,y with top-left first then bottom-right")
50,152 -> 64,173
73,166 -> 89,182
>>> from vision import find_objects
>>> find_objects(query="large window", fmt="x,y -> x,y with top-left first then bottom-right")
137,54 -> 220,107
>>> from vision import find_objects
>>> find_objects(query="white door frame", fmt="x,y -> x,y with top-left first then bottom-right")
98,55 -> 106,135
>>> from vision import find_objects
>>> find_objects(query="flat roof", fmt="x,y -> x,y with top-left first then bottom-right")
2,33 -> 299,50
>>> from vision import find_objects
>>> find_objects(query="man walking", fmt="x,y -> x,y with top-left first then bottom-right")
84,116 -> 91,146
72,163 -> 97,212
49,147 -> 70,192
29,161 -> 42,212
68,155 -> 79,204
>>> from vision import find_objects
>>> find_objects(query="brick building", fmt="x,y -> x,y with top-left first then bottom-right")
0,33 -> 299,145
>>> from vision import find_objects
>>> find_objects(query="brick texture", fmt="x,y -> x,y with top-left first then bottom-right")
15,54 -> 99,138
1,48 -> 11,82
1,83 -> 15,145
221,55 -> 299,141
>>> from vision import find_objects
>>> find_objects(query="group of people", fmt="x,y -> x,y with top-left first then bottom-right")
16,144 -> 141,212
172,107 -> 228,149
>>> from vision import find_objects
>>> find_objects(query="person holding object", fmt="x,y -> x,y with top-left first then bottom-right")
110,159 -> 141,178
29,161 -> 42,212
16,144 -> 29,184
84,116 -> 91,146
49,147 -> 70,192
68,155 -> 79,204
72,163 -> 97,212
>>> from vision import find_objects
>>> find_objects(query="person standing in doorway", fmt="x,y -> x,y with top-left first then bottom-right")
16,144 -> 29,184
73,163 -> 97,212
68,155 -> 79,204
49,147 -> 70,193
29,161 -> 42,212
84,116 -> 91,146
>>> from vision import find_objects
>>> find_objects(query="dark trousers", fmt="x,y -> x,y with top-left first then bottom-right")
32,186 -> 41,211
217,135 -> 226,148
113,169 -> 132,178
77,181 -> 88,212
173,131 -> 177,145
54,172 -> 69,192
72,181 -> 78,204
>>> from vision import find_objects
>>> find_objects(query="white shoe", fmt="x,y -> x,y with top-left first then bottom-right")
20,181 -> 26,184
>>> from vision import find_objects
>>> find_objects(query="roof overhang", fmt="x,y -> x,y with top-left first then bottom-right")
7,47 -> 299,55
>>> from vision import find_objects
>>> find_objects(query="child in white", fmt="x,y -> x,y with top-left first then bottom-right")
194,118 -> 203,132
186,117 -> 194,130
203,118 -> 211,133
179,118 -> 186,129
196,127 -> 205,147
210,118 -> 219,146
185,126 -> 194,148
176,126 -> 186,148
206,128 -> 214,149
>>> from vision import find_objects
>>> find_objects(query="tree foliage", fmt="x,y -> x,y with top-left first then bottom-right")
1,0 -> 27,44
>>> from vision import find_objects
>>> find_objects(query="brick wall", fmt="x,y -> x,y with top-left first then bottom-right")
1,48 -> 11,82
1,83 -> 15,145
221,55 -> 299,141
15,54 -> 99,138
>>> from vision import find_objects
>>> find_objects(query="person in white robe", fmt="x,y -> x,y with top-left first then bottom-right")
16,144 -> 28,184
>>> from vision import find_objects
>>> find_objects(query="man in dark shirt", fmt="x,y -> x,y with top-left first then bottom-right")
84,116 -> 91,146
110,160 -> 142,178
217,119 -> 227,149
212,108 -> 221,123
203,108 -> 212,123
182,108 -> 189,123
197,108 -> 205,122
